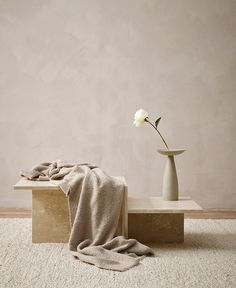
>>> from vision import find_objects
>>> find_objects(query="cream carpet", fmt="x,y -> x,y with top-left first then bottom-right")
0,219 -> 235,288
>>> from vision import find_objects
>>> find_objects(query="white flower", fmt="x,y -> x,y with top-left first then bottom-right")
133,109 -> 149,127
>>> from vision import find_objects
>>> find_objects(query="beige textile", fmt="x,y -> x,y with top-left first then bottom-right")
21,161 -> 153,271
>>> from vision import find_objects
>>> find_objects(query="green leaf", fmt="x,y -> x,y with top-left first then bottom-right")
155,117 -> 161,128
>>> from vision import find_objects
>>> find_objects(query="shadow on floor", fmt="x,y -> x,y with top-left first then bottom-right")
149,232 -> 236,250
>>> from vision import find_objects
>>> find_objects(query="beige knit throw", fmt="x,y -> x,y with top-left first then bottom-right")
21,161 -> 154,271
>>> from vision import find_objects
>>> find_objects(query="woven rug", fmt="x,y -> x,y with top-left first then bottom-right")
0,218 -> 235,288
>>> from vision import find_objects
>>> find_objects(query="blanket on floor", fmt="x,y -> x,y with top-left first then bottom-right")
21,161 -> 153,271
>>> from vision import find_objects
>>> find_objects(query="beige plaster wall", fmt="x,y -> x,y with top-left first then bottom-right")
0,0 -> 236,209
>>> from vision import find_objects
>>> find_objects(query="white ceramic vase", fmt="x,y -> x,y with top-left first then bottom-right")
158,149 -> 185,201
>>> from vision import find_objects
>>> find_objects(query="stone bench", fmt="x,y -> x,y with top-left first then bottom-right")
14,178 -> 202,243
14,177 -> 128,243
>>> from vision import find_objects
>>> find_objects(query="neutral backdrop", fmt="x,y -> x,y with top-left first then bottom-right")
0,0 -> 235,209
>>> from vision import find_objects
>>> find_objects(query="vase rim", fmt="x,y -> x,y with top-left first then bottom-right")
157,149 -> 185,156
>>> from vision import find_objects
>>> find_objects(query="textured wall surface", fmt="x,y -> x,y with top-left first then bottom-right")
0,0 -> 236,209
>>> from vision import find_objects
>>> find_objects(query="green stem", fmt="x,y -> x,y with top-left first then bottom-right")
145,118 -> 169,150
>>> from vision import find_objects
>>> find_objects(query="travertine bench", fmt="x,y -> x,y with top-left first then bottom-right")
14,177 -> 128,243
14,178 -> 202,243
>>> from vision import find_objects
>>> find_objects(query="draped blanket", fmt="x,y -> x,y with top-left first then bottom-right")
21,161 -> 154,271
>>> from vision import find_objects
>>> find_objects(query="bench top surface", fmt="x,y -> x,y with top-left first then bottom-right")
14,178 -> 59,190
128,197 -> 202,213
15,179 -> 202,213
14,177 -> 126,190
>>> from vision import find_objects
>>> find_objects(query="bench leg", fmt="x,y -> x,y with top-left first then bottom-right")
32,189 -> 70,243
128,213 -> 184,243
